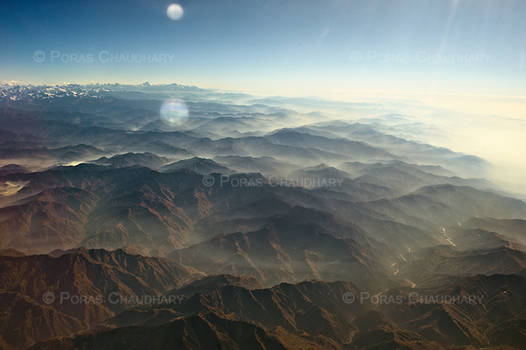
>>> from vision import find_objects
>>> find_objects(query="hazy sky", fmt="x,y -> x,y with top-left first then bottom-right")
2,0 -> 525,100
1,0 -> 525,193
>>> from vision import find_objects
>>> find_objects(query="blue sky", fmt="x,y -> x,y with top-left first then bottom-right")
1,0 -> 525,98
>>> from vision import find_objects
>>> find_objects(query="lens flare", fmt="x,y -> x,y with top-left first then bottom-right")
160,99 -> 189,126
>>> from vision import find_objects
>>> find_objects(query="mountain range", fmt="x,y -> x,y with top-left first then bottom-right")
0,83 -> 525,349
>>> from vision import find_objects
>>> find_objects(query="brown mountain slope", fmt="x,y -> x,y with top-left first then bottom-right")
165,273 -> 262,298
399,246 -> 526,285
1,164 -> 431,257
170,217 -> 390,288
381,274 -> 526,347
110,280 -> 365,343
0,187 -> 98,252
29,312 -> 291,350
109,274 -> 526,349
463,217 -> 526,246
350,325 -> 444,350
21,274 -> 526,350
0,292 -> 83,350
0,248 -> 200,349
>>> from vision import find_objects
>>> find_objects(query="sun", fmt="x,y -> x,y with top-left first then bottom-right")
166,3 -> 184,21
